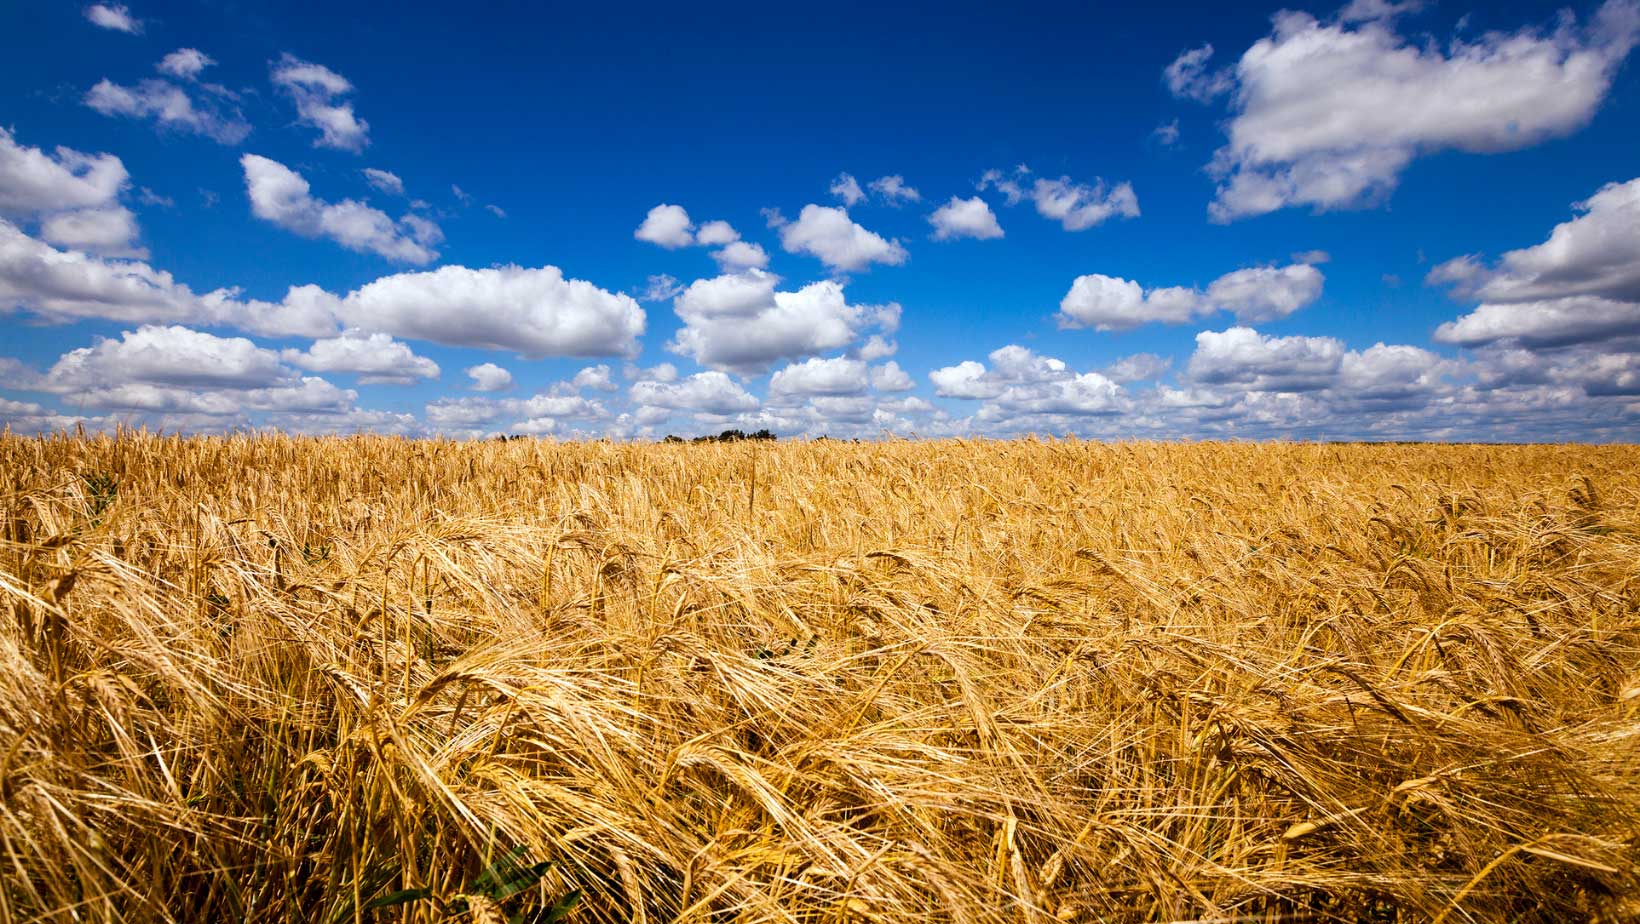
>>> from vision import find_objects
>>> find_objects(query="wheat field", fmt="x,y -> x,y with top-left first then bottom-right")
1,432 -> 1638,924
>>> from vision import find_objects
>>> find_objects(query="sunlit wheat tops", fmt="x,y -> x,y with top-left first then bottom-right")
1,432 -> 1638,923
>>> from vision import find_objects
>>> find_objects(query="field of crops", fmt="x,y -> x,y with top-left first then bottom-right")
1,433 -> 1637,923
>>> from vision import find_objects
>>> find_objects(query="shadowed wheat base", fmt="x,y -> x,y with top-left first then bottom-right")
2,434 -> 1639,924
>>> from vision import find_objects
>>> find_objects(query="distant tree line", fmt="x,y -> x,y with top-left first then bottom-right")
662,429 -> 776,443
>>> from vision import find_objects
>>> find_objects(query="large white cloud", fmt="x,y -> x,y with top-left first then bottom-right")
45,325 -> 288,391
28,325 -> 361,424
0,128 -> 142,258
271,54 -> 370,152
242,154 -> 441,263
339,264 -> 645,358
2,217 -> 641,357
0,128 -> 129,216
1058,261 -> 1322,330
1172,1 -> 1640,221
1434,177 -> 1640,347
668,270 -> 900,374
980,166 -> 1139,231
776,205 -> 908,272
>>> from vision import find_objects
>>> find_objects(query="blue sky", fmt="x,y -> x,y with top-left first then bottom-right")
3,0 -> 1640,440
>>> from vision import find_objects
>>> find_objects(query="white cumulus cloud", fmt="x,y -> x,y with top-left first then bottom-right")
242,154 -> 441,263
85,4 -> 140,33
271,54 -> 370,152
281,330 -> 440,384
928,196 -> 1003,241
466,362 -> 513,392
1174,1 -> 1640,221
776,204 -> 907,272
634,203 -> 694,248
1058,262 -> 1322,330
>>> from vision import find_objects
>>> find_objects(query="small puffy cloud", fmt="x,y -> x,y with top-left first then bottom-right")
85,78 -> 252,145
868,175 -> 921,204
486,204 -> 507,218
634,203 -> 694,248
694,220 -> 739,246
571,364 -> 616,391
1058,262 -> 1322,330
636,274 -> 683,302
362,168 -> 404,196
271,54 -> 370,152
829,173 -> 865,206
1058,276 -> 1197,330
669,270 -> 900,374
1164,44 -> 1233,102
157,48 -> 215,80
631,371 -> 759,414
466,362 -> 513,392
85,4 -> 140,33
1153,119 -> 1181,147
242,154 -> 441,263
1181,2 -> 1640,221
980,166 -> 1139,231
281,330 -> 439,384
928,196 -> 1003,241
339,263 -> 645,358
777,204 -> 907,272
713,240 -> 769,271
769,356 -> 870,396
1030,175 -> 1141,231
